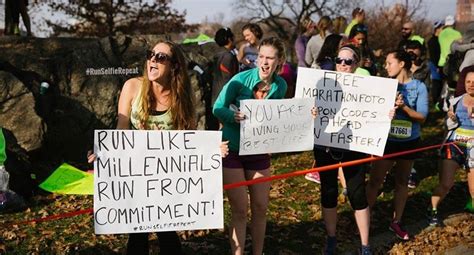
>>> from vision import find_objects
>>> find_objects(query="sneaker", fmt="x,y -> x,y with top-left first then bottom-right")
360,245 -> 372,255
324,236 -> 337,255
465,198 -> 474,213
428,209 -> 439,226
305,172 -> 321,184
389,221 -> 409,240
407,168 -> 417,189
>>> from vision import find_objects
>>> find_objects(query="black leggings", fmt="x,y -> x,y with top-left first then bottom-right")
430,79 -> 443,104
126,231 -> 183,255
314,148 -> 368,210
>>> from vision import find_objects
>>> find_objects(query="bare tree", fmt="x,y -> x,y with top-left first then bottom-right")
366,0 -> 428,51
45,0 -> 197,37
232,0 -> 361,62
233,0 -> 361,42
370,0 -> 426,25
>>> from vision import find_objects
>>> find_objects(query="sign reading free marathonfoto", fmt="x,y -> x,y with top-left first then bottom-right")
93,130 -> 223,234
295,68 -> 398,156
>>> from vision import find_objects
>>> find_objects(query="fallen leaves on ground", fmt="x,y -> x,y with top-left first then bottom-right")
390,214 -> 474,254
1,111 -> 474,254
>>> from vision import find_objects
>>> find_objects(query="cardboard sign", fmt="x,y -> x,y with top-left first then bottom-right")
239,98 -> 315,155
295,68 -> 397,156
93,130 -> 223,234
39,163 -> 93,195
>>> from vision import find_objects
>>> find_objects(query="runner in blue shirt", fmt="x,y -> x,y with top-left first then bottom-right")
366,50 -> 428,240
429,70 -> 474,225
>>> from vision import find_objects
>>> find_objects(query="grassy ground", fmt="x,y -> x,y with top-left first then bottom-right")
1,110 -> 473,254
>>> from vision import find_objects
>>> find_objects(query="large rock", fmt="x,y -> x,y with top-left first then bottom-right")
0,71 -> 45,151
0,35 -> 218,176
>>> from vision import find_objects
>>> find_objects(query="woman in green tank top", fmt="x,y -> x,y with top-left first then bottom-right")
89,40 -> 228,255
120,40 -> 194,255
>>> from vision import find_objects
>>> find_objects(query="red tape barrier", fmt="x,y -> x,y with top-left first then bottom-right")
16,208 -> 94,225
224,143 -> 449,190
10,142 -> 450,226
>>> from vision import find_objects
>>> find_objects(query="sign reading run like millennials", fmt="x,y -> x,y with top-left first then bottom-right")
295,68 -> 398,156
93,130 -> 223,234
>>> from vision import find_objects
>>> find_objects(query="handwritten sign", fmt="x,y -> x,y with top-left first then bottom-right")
93,130 -> 223,234
239,98 -> 315,155
39,163 -> 93,195
295,68 -> 397,156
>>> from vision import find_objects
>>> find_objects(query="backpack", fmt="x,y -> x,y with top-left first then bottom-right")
444,50 -> 467,88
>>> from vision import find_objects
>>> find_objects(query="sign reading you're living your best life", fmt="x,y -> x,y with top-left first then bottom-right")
93,130 -> 223,234
295,68 -> 398,156
239,98 -> 315,155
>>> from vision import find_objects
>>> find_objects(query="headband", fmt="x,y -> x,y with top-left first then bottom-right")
339,46 -> 360,63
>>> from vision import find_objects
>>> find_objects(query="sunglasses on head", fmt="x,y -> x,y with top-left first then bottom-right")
146,50 -> 171,63
356,26 -> 368,32
335,57 -> 354,65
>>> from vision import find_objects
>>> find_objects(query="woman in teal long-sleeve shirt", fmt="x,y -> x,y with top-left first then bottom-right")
213,62 -> 287,152
213,37 -> 287,255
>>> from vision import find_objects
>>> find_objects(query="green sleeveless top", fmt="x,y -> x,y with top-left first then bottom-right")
129,86 -> 174,130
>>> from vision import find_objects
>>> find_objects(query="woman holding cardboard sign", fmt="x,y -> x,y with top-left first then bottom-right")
117,40 -> 192,255
213,37 -> 288,255
313,44 -> 372,255
366,50 -> 428,241
89,40 -> 229,255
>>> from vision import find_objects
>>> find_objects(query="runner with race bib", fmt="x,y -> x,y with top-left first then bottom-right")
366,50 -> 429,241
429,70 -> 474,226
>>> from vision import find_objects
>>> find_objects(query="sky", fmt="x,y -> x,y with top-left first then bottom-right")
0,0 -> 459,37
172,0 -> 458,25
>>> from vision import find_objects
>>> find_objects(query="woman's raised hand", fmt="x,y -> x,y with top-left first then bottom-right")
395,93 -> 405,109
220,141 -> 230,158
447,106 -> 457,121
389,107 -> 396,120
234,111 -> 246,123
87,150 -> 96,164
311,106 -> 318,119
